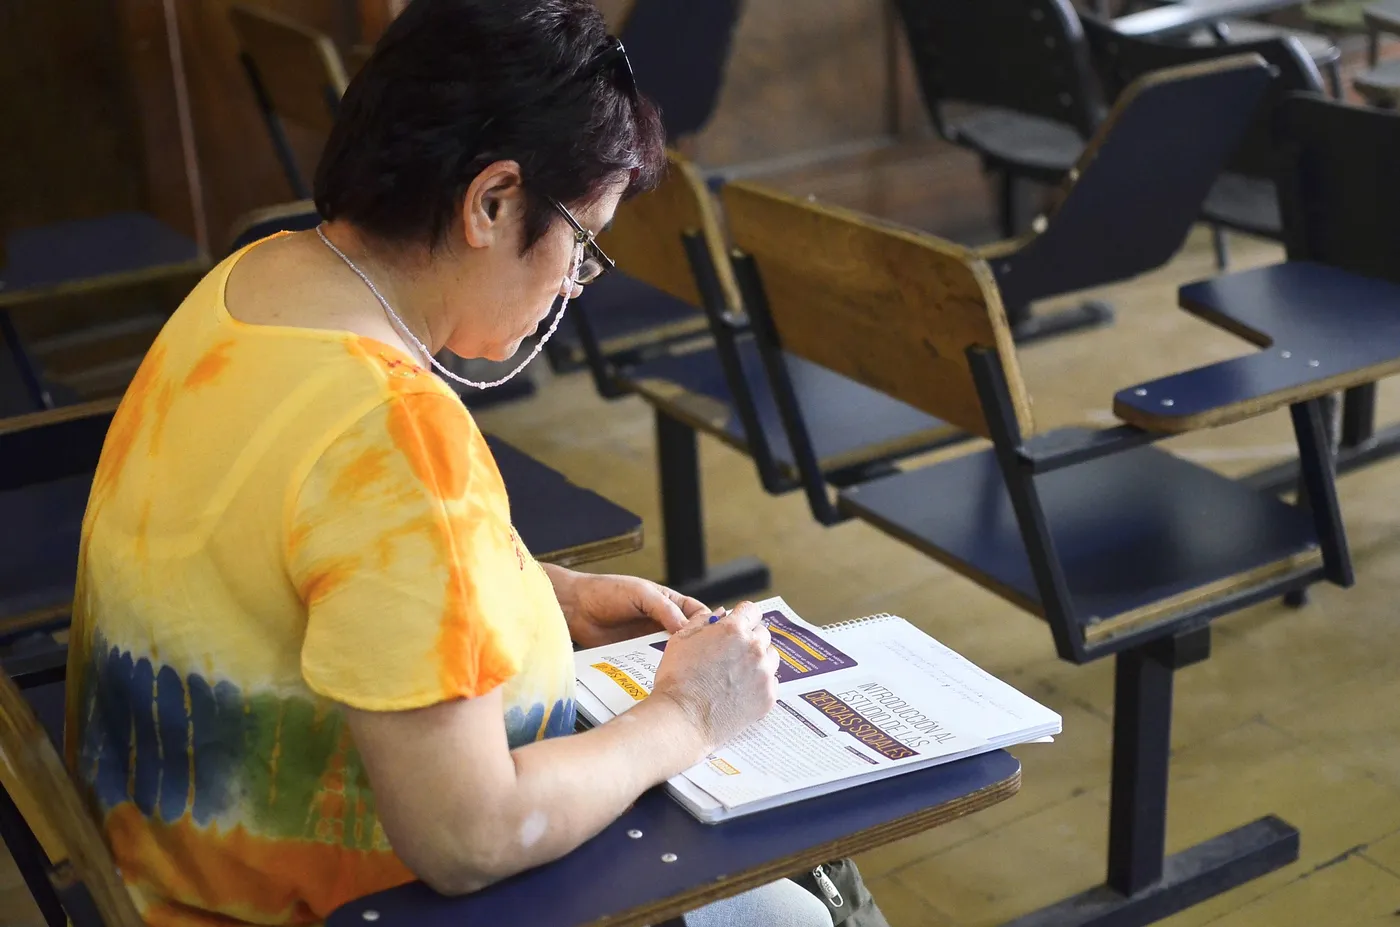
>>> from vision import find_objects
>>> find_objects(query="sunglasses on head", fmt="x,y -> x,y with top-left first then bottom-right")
599,35 -> 639,105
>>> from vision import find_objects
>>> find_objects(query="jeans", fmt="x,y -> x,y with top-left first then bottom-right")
682,878 -> 834,927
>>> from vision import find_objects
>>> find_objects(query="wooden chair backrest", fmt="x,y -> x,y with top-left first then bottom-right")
0,670 -> 144,927
228,3 -> 347,133
595,152 -> 742,312
721,184 -> 1030,440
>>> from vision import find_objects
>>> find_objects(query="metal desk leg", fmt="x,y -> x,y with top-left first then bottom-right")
1283,393 -> 1341,608
656,410 -> 770,604
1003,632 -> 1299,927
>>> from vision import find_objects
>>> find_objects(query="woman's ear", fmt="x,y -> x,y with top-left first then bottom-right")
462,160 -> 524,248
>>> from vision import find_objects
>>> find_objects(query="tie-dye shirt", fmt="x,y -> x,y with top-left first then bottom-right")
64,236 -> 576,926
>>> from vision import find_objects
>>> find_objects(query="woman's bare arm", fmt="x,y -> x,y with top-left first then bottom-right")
345,688 -> 703,894
343,604 -> 778,895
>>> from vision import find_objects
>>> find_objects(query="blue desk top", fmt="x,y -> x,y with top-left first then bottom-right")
486,435 -> 642,566
1114,261 -> 1400,431
327,750 -> 1019,927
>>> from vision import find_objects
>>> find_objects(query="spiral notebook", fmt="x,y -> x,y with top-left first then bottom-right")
573,597 -> 1061,824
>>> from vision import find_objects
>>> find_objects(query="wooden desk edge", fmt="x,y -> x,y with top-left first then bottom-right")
0,260 -> 208,310
536,526 -> 644,569
590,766 -> 1021,927
1112,355 -> 1400,433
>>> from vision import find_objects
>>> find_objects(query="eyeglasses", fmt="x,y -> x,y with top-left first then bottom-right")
550,198 -> 615,285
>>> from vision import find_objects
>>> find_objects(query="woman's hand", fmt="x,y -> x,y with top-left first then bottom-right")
651,601 -> 780,753
543,564 -> 711,648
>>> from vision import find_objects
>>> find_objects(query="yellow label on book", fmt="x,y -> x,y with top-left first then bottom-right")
707,758 -> 741,776
591,662 -> 648,701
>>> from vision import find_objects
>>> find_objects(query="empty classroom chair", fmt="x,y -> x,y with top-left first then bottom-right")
716,55 -> 1370,926
1176,94 -> 1400,498
889,0 -> 1112,343
1081,16 -> 1328,268
571,151 -> 963,602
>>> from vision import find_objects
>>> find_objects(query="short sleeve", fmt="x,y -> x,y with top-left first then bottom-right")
289,391 -> 525,711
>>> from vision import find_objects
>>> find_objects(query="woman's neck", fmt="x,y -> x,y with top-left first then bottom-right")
317,220 -> 451,357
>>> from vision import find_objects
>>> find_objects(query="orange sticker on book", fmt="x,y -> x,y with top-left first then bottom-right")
591,663 -> 648,701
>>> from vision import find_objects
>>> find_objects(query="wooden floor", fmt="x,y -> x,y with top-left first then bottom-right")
8,178 -> 1400,925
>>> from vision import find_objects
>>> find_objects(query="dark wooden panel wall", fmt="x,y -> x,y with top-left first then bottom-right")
0,0 -> 147,230
8,0 -> 1387,256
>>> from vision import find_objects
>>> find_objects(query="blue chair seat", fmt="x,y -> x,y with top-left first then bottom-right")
839,434 -> 1320,638
0,475 -> 88,625
552,274 -> 708,367
949,108 -> 1084,179
620,338 -> 959,477
0,213 -> 203,302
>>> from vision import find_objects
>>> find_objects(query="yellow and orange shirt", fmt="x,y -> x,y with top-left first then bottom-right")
64,236 -> 575,925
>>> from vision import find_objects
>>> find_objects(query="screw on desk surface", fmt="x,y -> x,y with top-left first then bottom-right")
1281,350 -> 1292,358
1134,388 -> 1147,396
628,829 -> 644,839
361,911 -> 380,922
662,853 -> 678,863
1308,360 -> 1320,367
1161,399 -> 1174,407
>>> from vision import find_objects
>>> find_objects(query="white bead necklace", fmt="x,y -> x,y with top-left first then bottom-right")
316,224 -> 577,390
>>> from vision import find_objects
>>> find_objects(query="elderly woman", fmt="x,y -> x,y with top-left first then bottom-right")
63,2 -> 838,925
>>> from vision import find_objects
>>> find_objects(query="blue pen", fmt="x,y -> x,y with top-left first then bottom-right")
708,607 -> 729,624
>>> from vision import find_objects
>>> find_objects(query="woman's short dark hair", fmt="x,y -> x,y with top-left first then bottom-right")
313,0 -> 666,252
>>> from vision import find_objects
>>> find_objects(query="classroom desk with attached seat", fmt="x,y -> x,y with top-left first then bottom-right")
327,750 -> 1021,927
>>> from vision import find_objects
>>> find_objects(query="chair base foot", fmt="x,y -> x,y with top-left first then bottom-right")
1010,300 -> 1115,346
1002,815 -> 1298,927
1283,588 -> 1309,609
669,557 -> 771,605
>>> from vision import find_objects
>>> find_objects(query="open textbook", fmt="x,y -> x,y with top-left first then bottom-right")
573,597 -> 1061,824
